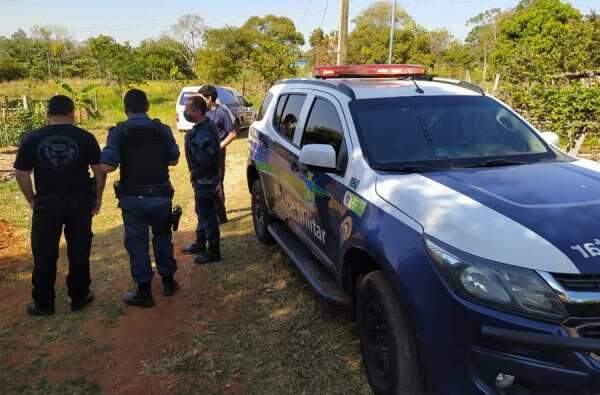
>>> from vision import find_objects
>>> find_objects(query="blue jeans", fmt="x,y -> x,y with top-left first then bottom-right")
119,196 -> 177,284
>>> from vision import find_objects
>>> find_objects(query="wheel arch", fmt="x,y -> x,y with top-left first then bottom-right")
247,163 -> 260,193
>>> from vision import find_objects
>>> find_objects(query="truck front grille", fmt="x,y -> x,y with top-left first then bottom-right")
554,273 -> 600,292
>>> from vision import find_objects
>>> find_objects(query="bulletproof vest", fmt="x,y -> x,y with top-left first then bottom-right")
119,120 -> 169,186
185,123 -> 220,184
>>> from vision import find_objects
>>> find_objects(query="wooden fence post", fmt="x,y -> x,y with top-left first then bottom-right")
465,70 -> 471,83
22,95 -> 29,111
1,108 -> 6,125
94,91 -> 98,112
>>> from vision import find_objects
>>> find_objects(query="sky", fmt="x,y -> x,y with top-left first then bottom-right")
0,0 -> 598,47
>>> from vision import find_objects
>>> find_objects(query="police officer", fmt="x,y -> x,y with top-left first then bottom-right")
197,85 -> 237,224
100,89 -> 180,307
181,96 -> 222,264
14,95 -> 106,316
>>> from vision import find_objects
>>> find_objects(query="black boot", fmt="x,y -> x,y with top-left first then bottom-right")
181,241 -> 206,255
194,242 -> 221,265
123,282 -> 155,308
26,302 -> 55,316
162,276 -> 179,297
71,291 -> 94,312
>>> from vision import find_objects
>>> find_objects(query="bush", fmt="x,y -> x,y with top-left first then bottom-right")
497,81 -> 600,151
0,104 -> 46,147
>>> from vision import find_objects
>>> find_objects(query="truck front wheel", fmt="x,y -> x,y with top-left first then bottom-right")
357,271 -> 424,395
251,179 -> 274,244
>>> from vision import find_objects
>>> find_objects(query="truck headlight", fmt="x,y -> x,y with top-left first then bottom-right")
426,239 -> 568,322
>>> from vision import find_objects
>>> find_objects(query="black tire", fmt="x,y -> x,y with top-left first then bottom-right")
357,271 -> 424,395
251,179 -> 274,244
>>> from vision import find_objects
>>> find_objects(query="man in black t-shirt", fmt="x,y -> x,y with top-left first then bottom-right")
14,95 -> 106,316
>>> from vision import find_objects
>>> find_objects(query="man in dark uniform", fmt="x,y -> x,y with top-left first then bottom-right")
197,85 -> 237,225
14,95 -> 106,316
181,96 -> 222,264
100,89 -> 180,308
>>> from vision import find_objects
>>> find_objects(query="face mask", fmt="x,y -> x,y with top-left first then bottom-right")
183,111 -> 195,123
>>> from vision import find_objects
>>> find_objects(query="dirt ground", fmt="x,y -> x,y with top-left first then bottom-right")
0,135 -> 372,395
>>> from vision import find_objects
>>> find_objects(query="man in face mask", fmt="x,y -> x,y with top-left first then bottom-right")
182,96 -> 222,264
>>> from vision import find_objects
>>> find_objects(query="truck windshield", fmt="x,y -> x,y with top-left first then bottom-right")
349,96 -> 556,170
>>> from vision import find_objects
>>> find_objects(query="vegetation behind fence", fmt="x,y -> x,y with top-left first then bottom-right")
0,97 -> 47,147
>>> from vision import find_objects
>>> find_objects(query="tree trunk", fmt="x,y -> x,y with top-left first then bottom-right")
569,132 -> 588,157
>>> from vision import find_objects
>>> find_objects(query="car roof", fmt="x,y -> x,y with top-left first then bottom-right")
276,78 -> 482,100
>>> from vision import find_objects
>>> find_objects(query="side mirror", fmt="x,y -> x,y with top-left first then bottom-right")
540,131 -> 560,147
299,144 -> 336,172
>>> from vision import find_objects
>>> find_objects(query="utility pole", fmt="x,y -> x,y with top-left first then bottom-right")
337,0 -> 349,65
387,0 -> 397,64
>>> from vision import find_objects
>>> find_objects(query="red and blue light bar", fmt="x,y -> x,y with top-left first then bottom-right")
314,64 -> 426,79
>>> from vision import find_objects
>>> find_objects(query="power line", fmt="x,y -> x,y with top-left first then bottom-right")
300,0 -> 313,27
321,0 -> 329,26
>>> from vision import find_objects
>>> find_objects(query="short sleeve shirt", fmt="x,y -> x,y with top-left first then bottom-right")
206,105 -> 234,141
14,124 -> 101,197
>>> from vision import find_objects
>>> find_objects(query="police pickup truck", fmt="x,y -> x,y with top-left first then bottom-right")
246,64 -> 600,395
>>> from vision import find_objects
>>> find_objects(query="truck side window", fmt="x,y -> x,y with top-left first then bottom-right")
301,98 -> 347,170
273,94 -> 306,142
256,92 -> 273,121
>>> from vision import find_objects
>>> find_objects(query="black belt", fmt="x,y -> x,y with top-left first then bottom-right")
115,182 -> 174,198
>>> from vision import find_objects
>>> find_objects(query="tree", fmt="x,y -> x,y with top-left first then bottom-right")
87,35 -> 143,92
166,14 -> 206,72
195,26 -> 252,84
138,37 -> 192,80
308,28 -> 336,66
31,25 -> 73,80
56,80 -> 99,124
491,0 -> 593,83
348,1 -> 419,64
466,8 -> 503,86
250,39 -> 298,88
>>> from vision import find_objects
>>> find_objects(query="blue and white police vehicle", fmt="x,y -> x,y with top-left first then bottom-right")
246,64 -> 600,395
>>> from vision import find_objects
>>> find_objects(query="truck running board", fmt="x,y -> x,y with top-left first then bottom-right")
268,222 -> 351,306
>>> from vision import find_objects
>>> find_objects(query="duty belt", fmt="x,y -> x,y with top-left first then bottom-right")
114,182 -> 174,198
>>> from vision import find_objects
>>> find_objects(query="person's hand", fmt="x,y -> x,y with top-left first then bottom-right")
220,141 -> 226,150
92,198 -> 102,216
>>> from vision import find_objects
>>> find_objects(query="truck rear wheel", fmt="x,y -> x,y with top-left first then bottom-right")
357,271 -> 424,395
251,179 -> 274,244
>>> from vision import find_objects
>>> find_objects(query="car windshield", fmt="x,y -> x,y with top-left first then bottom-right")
349,95 -> 557,170
216,88 -> 238,105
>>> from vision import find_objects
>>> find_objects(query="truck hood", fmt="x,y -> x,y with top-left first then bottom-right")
375,160 -> 600,274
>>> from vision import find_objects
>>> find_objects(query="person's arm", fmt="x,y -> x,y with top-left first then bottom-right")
219,110 -> 237,150
13,135 -> 36,209
91,165 -> 106,215
15,170 -> 35,209
163,125 -> 180,166
87,133 -> 107,215
100,127 -> 121,173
